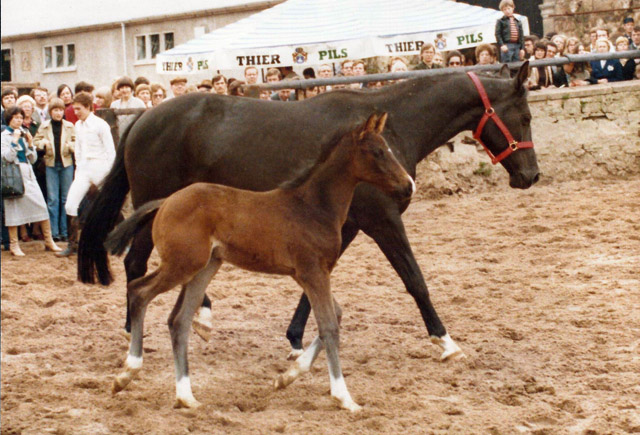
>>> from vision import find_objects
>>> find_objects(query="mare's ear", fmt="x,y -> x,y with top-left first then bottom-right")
361,113 -> 379,139
499,64 -> 510,78
375,112 -> 388,133
515,61 -> 529,90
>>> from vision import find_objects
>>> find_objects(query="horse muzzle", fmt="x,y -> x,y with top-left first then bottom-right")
509,169 -> 540,189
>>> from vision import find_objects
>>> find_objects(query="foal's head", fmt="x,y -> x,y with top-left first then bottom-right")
349,113 -> 415,200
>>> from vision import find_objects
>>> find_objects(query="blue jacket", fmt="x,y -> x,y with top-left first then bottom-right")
588,59 -> 624,83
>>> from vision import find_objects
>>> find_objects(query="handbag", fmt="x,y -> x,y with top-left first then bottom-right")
1,157 -> 25,198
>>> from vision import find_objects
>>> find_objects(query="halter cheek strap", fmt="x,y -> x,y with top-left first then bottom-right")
466,71 -> 534,165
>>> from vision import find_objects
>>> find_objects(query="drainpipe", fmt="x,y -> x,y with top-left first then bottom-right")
121,22 -> 127,76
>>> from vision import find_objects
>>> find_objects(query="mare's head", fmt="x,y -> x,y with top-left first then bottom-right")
470,62 -> 540,189
349,113 -> 415,200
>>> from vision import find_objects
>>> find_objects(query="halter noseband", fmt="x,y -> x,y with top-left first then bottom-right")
466,71 -> 534,165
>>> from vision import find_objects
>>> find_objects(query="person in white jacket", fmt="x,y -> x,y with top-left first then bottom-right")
58,92 -> 115,256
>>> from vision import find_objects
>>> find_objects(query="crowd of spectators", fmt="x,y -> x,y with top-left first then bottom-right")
1,10 -> 638,254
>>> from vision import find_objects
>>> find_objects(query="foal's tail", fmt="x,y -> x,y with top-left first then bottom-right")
104,199 -> 164,257
77,115 -> 141,285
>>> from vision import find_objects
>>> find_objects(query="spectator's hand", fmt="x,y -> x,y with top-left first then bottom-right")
62,143 -> 72,157
501,45 -> 508,53
42,139 -> 53,155
597,78 -> 608,84
519,49 -> 525,60
12,129 -> 21,143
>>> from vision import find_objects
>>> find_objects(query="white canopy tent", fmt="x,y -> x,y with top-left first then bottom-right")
156,0 -> 529,75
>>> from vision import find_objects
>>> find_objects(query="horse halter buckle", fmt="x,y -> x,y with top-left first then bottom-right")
467,72 -> 534,165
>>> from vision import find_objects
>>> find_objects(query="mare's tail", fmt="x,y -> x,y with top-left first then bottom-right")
104,199 -> 164,257
77,115 -> 141,285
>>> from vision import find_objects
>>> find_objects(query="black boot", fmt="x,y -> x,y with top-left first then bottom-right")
56,216 -> 78,257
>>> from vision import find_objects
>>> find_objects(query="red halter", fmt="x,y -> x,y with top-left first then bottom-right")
467,71 -> 534,165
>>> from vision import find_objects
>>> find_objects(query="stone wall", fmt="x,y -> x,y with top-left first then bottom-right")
415,80 -> 640,198
540,0 -> 639,40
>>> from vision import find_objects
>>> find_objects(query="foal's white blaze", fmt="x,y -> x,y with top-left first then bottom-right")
430,333 -> 465,361
329,372 -> 362,412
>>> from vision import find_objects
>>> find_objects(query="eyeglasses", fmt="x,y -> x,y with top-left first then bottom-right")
449,61 -> 461,66
152,93 -> 164,98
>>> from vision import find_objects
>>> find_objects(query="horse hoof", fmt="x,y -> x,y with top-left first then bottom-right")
192,308 -> 213,342
174,397 -> 202,409
192,323 -> 212,342
334,397 -> 362,413
274,374 -> 290,390
112,375 -> 131,394
441,348 -> 466,361
430,334 -> 465,362
287,348 -> 304,361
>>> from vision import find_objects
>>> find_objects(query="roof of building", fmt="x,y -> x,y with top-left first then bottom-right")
1,0 -> 276,38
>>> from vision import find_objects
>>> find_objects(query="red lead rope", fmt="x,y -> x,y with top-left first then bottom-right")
466,71 -> 534,165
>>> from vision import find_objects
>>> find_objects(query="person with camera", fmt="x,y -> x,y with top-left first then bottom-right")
2,106 -> 61,256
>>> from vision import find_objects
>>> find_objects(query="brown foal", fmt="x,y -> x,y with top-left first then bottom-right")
105,113 -> 415,411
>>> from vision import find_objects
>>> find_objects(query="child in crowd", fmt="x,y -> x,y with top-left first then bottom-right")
495,0 -> 525,63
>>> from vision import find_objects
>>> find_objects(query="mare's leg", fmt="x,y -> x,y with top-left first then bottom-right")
296,271 -> 359,412
275,299 -> 342,389
358,206 -> 463,361
123,224 -> 154,337
286,221 -> 359,357
170,258 -> 222,409
113,266 -> 184,394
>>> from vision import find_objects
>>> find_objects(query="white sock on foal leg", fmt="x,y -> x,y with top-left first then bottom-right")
329,371 -> 361,412
174,376 -> 201,409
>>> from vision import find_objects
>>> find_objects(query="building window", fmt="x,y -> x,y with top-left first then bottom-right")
135,32 -> 174,62
43,43 -> 76,72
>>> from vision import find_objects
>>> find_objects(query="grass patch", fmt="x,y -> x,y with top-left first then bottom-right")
473,161 -> 493,177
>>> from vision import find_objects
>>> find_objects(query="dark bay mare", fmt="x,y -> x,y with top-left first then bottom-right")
79,63 -> 539,362
105,114 -> 414,411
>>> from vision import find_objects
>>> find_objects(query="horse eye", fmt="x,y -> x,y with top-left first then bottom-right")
521,116 -> 531,126
371,148 -> 384,158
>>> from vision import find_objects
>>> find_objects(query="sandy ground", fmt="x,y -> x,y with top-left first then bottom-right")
2,170 -> 639,434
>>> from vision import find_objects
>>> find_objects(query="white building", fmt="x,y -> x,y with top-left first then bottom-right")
1,0 -> 283,91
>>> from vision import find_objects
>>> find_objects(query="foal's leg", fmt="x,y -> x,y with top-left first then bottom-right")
122,221 -> 214,343
275,298 -> 342,389
296,272 -> 360,412
113,266 -> 184,394
286,221 -> 359,358
170,258 -> 222,409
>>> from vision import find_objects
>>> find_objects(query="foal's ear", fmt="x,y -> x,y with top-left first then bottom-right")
375,112 -> 388,133
499,64 -> 510,78
515,61 -> 530,90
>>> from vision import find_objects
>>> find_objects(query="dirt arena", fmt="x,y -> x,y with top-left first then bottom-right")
2,147 -> 640,433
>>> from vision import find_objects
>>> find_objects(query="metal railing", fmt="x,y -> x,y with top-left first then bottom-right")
249,50 -> 640,91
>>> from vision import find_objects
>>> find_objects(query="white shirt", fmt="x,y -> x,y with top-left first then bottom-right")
75,112 -> 115,166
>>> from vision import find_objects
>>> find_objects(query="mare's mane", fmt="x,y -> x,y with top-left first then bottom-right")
278,128 -> 357,190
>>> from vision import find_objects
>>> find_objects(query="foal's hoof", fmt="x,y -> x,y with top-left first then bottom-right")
112,373 -> 133,394
334,397 -> 363,413
430,334 -> 466,361
174,397 -> 202,409
287,348 -> 304,361
192,308 -> 213,342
